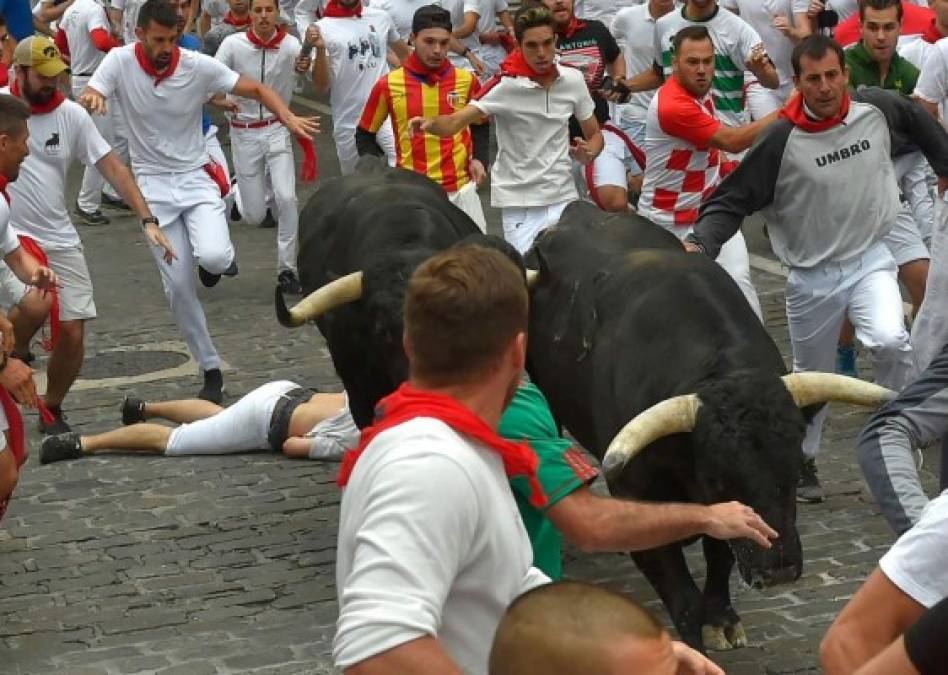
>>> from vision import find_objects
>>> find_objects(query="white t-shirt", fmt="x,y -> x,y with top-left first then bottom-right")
215,30 -> 302,123
89,44 -> 240,174
473,67 -> 595,208
441,0 -> 479,72
59,0 -> 113,75
575,0 -> 642,28
110,0 -> 146,45
654,5 -> 764,126
202,0 -> 230,31
914,39 -> 948,129
372,0 -> 433,41
612,3 -> 662,127
879,488 -> 948,609
334,417 -> 548,673
0,194 -> 21,259
293,0 -> 327,38
317,10 -> 399,133
463,0 -> 506,71
4,96 -> 111,249
719,0 -> 807,88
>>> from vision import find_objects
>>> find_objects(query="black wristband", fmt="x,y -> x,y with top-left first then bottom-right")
141,216 -> 159,228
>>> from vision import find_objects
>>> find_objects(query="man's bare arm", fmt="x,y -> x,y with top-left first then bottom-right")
344,636 -> 462,675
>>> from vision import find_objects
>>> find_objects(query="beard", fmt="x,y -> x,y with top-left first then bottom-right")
22,78 -> 56,106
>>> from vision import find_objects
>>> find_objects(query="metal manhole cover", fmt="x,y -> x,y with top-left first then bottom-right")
80,350 -> 189,380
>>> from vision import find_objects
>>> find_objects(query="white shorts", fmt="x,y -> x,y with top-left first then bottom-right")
884,205 -> 930,266
448,181 -> 487,233
166,380 -> 300,455
501,200 -> 572,255
613,118 -> 646,177
46,246 -> 96,321
0,264 -> 28,313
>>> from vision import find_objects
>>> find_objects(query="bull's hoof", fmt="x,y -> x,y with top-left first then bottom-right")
701,621 -> 747,651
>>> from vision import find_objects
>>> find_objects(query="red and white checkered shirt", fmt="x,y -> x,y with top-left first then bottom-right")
638,75 -> 723,233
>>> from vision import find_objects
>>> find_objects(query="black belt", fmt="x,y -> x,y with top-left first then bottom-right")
73,72 -> 95,77
267,387 -> 316,452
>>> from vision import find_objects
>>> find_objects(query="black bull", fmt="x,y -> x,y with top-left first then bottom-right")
280,174 -> 814,651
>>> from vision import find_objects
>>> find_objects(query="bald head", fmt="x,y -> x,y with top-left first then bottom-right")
489,581 -> 678,675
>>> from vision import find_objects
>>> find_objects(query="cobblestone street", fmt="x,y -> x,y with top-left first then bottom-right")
0,120 -> 941,674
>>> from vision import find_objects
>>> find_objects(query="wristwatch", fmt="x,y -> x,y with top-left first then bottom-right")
141,216 -> 159,228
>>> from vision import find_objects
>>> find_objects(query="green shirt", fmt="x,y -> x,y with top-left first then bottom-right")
500,383 -> 598,580
846,41 -> 919,95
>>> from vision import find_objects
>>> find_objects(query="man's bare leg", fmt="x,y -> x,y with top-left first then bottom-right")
143,399 -> 224,424
9,290 -> 52,358
80,424 -> 174,455
44,319 -> 84,409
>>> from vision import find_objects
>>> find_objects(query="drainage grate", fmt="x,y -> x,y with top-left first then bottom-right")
79,350 -> 190,380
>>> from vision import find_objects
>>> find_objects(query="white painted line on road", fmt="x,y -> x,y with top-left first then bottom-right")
34,341 -> 232,395
294,95 -> 332,115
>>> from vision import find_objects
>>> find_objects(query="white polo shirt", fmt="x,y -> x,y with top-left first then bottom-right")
110,0 -> 146,45
215,30 -> 302,124
0,92 -> 111,249
89,44 -> 240,174
334,417 -> 548,673
472,67 -> 595,208
59,0 -> 114,76
317,9 -> 399,134
880,489 -> 948,609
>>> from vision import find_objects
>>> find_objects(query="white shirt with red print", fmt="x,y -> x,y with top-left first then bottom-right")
638,75 -> 722,232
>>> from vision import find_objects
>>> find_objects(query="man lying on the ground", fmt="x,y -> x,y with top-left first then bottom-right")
38,381 -> 357,463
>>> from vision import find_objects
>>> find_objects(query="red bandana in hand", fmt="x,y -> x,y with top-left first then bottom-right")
337,382 -> 549,508
403,52 -> 450,84
10,79 -> 65,115
779,90 -> 851,133
322,0 -> 362,18
247,25 -> 287,48
134,42 -> 181,86
223,11 -> 251,26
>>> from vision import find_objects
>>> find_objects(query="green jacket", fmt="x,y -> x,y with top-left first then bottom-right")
846,41 -> 919,95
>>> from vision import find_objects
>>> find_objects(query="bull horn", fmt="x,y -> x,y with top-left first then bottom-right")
526,269 -> 540,288
275,271 -> 364,328
602,394 -> 701,475
781,373 -> 896,408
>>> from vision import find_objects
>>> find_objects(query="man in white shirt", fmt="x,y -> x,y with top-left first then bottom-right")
415,5 -> 603,254
215,0 -> 310,294
7,36 -> 173,434
455,0 -> 511,76
109,0 -> 145,43
309,0 -> 408,174
57,0 -> 125,225
80,0 -> 318,403
334,244 -> 549,675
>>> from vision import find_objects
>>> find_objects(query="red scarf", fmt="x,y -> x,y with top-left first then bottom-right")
558,16 -> 586,40
322,0 -> 362,18
247,25 -> 287,49
10,79 -> 66,115
922,17 -> 946,44
337,383 -> 549,508
223,11 -> 251,26
134,42 -> 181,86
403,52 -> 451,84
778,91 -> 851,133
499,48 -> 557,79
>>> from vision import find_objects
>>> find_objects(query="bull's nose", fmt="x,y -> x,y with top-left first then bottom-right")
761,564 -> 801,587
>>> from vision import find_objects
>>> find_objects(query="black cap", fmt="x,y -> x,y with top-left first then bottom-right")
412,5 -> 452,35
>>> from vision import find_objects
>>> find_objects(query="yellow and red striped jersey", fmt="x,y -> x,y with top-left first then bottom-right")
358,60 -> 480,193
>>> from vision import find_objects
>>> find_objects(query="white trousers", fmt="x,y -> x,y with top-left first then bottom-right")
448,181 -> 487,233
166,380 -> 299,454
335,120 -> 395,175
501,200 -> 571,255
231,123 -> 299,274
787,242 -> 914,458
72,76 -> 120,211
911,195 -> 948,376
138,169 -> 235,372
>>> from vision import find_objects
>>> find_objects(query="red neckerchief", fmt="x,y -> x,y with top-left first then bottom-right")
10,79 -> 66,115
922,17 -> 946,43
337,382 -> 549,508
223,11 -> 251,26
779,91 -> 851,133
322,0 -> 362,18
0,175 -> 10,205
558,15 -> 586,40
134,42 -> 181,86
403,52 -> 451,84
499,48 -> 558,79
247,25 -> 287,49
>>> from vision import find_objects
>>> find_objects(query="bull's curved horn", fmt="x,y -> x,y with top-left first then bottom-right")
781,373 -> 896,409
526,269 -> 540,288
275,271 -> 364,328
602,394 -> 700,475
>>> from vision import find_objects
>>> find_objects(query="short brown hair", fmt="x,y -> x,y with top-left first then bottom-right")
513,4 -> 555,42
0,94 -> 30,138
489,581 -> 665,675
404,245 -> 527,387
860,0 -> 902,22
